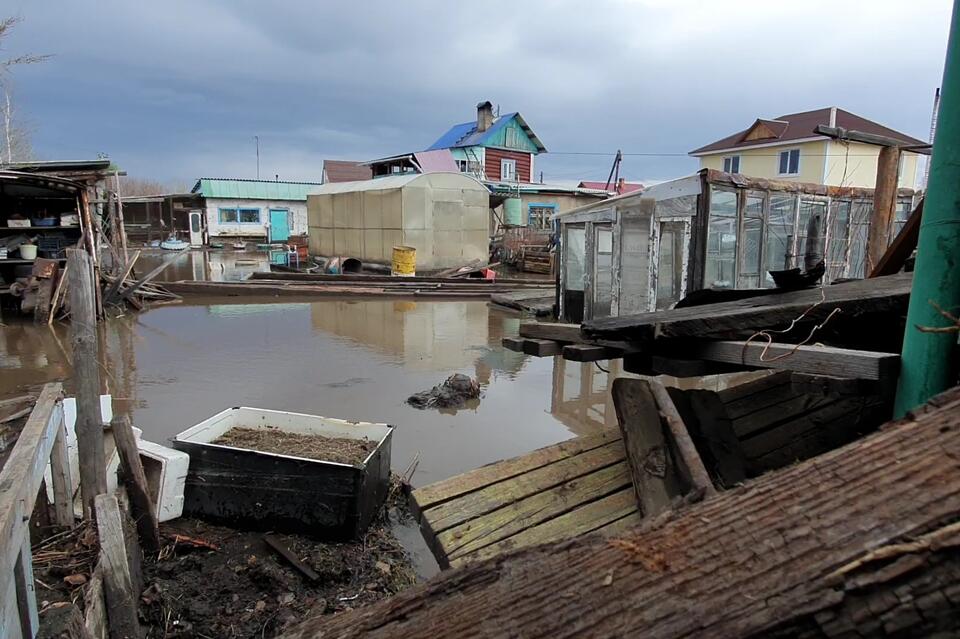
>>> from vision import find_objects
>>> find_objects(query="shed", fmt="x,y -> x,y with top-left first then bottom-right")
307,172 -> 489,270
555,175 -> 700,323
192,178 -> 324,242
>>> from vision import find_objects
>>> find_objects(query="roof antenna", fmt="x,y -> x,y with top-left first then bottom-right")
495,104 -> 500,118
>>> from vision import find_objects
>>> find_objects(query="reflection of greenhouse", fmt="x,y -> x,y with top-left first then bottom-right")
555,168 -> 918,322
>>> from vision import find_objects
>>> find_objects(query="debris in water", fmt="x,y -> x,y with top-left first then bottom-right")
213,427 -> 374,465
406,374 -> 481,410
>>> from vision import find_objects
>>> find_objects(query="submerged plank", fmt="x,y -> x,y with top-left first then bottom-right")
455,487 -> 641,566
411,430 -> 621,514
421,441 -> 626,534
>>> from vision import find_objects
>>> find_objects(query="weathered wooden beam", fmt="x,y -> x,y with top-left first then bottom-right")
678,340 -> 899,381
501,337 -> 525,352
118,254 -> 180,302
111,416 -> 160,552
264,534 -> 320,583
646,380 -> 716,498
867,145 -> 902,274
521,338 -> 563,357
870,198 -> 923,278
815,124 -> 932,153
278,385 -> 960,639
67,249 -> 107,519
790,372 -> 879,397
49,414 -> 75,529
562,344 -> 622,362
102,250 -> 141,304
518,321 -> 582,342
93,495 -> 141,639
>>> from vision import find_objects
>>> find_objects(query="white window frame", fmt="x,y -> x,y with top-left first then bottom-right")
722,155 -> 741,173
457,159 -> 468,172
500,158 -> 517,182
777,148 -> 801,176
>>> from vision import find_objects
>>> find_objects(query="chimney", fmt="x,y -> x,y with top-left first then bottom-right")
476,101 -> 494,132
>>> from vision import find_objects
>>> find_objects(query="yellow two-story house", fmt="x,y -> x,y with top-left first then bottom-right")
690,107 -> 925,189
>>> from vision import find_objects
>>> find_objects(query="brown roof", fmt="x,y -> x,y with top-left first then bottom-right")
690,107 -> 926,155
322,160 -> 372,183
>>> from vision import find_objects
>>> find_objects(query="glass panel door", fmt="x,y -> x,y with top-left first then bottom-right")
593,226 -> 614,318
656,220 -> 687,309
737,193 -> 764,288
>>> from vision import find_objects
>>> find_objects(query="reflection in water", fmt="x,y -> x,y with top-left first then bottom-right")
134,249 -> 273,282
0,299 -> 624,488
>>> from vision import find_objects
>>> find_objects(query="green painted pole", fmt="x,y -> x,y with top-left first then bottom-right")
894,0 -> 960,417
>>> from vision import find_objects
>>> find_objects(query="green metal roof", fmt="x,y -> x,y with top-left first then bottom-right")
192,178 -> 323,201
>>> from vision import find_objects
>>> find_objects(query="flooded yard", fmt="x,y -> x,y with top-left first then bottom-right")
0,296 -> 619,486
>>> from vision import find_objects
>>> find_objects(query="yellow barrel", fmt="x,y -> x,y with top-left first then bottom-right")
392,245 -> 416,277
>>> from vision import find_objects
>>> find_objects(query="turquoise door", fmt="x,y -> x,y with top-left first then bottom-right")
269,209 -> 290,242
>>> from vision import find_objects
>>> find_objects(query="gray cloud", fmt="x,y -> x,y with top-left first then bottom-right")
5,0 -> 952,185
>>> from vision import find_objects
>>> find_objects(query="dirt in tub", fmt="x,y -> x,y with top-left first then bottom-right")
213,426 -> 375,465
140,478 -> 417,638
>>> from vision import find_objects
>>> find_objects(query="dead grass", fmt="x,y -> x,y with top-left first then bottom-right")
213,427 -> 375,465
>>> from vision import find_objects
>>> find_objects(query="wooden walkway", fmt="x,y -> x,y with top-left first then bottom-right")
409,430 -> 641,568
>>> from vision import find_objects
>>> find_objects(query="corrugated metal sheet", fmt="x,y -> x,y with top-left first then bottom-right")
426,113 -> 546,153
413,149 -> 460,173
193,178 -> 324,201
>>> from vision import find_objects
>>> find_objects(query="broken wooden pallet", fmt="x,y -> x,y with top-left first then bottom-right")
409,430 -> 641,568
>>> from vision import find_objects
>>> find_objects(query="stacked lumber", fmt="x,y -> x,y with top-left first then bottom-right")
278,384 -> 960,639
518,245 -> 554,274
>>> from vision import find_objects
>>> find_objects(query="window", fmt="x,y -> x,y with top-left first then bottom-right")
457,159 -> 469,172
500,159 -> 517,182
218,207 -> 261,224
722,155 -> 741,173
738,193 -> 764,288
826,200 -> 851,281
593,226 -> 614,318
704,187 -> 738,289
528,204 -> 556,229
796,199 -> 827,269
505,127 -> 521,149
765,195 -> 795,284
563,225 -> 587,291
778,148 -> 800,175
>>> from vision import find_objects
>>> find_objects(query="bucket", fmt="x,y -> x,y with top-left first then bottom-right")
392,246 -> 416,277
504,198 -> 523,226
19,244 -> 37,260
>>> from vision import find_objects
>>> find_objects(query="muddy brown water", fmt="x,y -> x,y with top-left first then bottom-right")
0,276 -> 623,575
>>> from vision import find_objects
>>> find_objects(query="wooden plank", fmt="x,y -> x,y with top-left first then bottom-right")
83,560 -> 107,639
521,338 -> 562,357
790,372 -> 878,397
518,321 -> 582,342
583,272 -> 912,342
610,378 -> 685,518
110,416 -> 160,552
14,532 -> 38,639
715,370 -> 788,404
93,495 -> 140,639
454,487 -> 641,567
647,380 -> 715,497
101,250 -> 141,304
0,384 -> 63,583
562,344 -> 622,362
731,393 -> 835,439
251,271 -> 553,286
67,249 -> 106,519
264,534 -> 320,583
281,385 -> 960,639
677,389 -> 747,487
421,441 -> 626,534
870,198 -> 923,277
814,124 -> 931,154
118,254 -> 180,302
411,430 -> 621,514
49,414 -> 75,528
441,462 -> 633,561
501,337 -> 524,352
683,340 -> 899,381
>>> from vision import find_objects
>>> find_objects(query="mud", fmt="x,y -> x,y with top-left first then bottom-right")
213,427 -> 374,465
407,373 -> 481,410
141,482 -> 417,638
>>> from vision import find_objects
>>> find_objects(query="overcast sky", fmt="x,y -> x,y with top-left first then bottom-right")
3,0 -> 954,186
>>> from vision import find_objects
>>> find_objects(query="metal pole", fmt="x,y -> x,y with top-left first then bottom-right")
255,135 -> 260,179
894,0 -> 960,416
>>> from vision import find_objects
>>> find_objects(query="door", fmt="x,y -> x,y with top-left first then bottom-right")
592,225 -> 614,318
269,209 -> 290,242
654,220 -> 690,310
188,210 -> 204,247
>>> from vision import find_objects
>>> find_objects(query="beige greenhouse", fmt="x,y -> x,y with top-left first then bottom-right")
307,172 -> 490,269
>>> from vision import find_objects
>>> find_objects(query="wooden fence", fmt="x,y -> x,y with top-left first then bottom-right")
0,384 -> 72,639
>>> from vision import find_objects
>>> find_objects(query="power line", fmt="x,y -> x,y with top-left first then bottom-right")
546,150 -> 907,158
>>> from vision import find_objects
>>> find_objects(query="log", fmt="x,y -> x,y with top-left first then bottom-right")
110,416 -> 160,552
866,145 -> 901,274
93,495 -> 141,639
870,199 -> 923,278
101,250 -> 141,304
278,384 -> 960,639
67,249 -> 106,519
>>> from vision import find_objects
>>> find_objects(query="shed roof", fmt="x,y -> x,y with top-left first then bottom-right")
690,107 -> 927,155
192,178 -> 324,201
427,113 -> 547,153
322,160 -> 372,183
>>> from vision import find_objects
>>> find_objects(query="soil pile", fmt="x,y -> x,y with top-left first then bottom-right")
407,373 -> 481,410
140,482 -> 417,638
213,427 -> 374,465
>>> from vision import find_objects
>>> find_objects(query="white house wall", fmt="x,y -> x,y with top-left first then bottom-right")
204,197 -> 309,239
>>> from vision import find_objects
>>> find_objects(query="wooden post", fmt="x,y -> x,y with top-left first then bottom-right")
111,416 -> 160,553
67,249 -> 107,519
866,145 -> 901,274
114,171 -> 129,265
49,415 -> 75,529
14,532 -> 39,638
93,495 -> 141,639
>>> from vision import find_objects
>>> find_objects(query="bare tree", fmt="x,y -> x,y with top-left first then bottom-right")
0,16 -> 52,163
